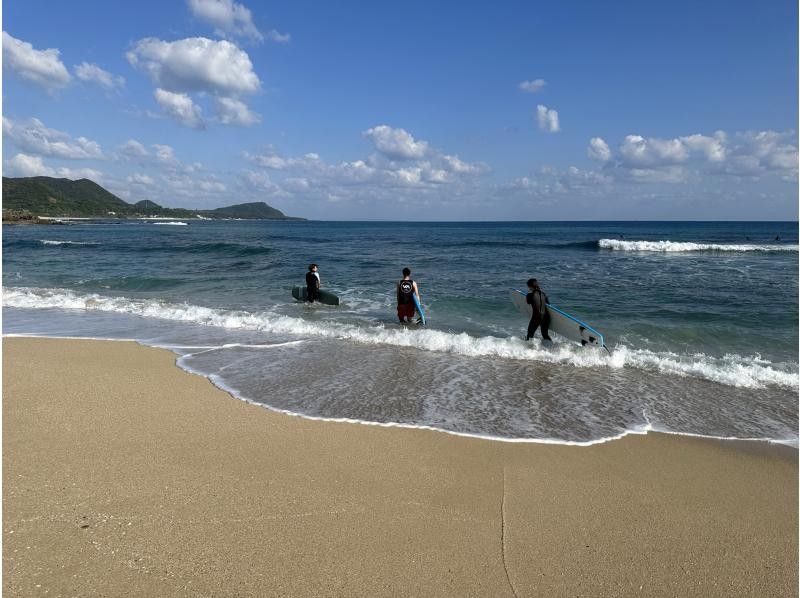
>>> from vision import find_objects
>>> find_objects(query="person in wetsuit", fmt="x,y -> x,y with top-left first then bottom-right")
526,278 -> 552,341
305,263 -> 320,303
397,267 -> 421,323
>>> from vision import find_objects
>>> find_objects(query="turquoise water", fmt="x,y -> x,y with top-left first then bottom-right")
4,220 -> 798,444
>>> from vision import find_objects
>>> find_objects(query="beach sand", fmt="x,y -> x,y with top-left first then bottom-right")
3,337 -> 797,597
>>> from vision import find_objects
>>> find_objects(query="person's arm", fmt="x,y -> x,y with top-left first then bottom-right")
412,281 -> 421,302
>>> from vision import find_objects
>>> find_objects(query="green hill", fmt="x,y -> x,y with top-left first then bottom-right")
2,177 -> 132,217
2,176 -> 304,220
204,202 -> 289,219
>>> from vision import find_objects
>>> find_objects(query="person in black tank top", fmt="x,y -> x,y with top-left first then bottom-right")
397,267 -> 420,323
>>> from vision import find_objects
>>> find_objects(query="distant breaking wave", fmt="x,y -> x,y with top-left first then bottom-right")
4,286 -> 797,391
39,240 -> 98,246
151,221 -> 188,226
598,239 -> 798,252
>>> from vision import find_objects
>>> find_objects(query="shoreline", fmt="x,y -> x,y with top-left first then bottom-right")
5,331 -> 799,450
4,337 -> 798,596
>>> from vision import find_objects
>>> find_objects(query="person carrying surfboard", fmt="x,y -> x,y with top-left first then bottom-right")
397,267 -> 422,323
305,263 -> 320,303
526,278 -> 552,341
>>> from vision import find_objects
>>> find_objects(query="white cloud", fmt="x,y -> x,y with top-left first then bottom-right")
216,97 -> 260,125
118,139 -> 149,160
3,31 -> 71,91
619,135 -> 688,166
627,166 -> 688,184
188,0 -> 263,42
74,62 -> 125,90
242,126 -> 486,204
127,173 -> 155,185
519,79 -> 546,94
363,125 -> 429,160
127,37 -> 260,96
4,153 -> 103,180
4,153 -> 50,177
735,130 -> 798,176
440,154 -> 486,175
265,29 -> 291,43
154,88 -> 205,129
595,130 -> 796,181
3,117 -> 103,159
153,144 -> 177,164
681,132 -> 726,163
535,105 -> 560,133
587,137 -> 611,162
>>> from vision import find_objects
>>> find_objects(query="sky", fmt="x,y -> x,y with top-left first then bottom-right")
2,0 -> 798,220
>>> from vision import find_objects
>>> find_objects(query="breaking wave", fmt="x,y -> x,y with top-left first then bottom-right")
598,239 -> 798,252
4,286 -> 797,391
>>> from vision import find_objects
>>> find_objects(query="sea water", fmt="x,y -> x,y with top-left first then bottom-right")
3,220 -> 797,445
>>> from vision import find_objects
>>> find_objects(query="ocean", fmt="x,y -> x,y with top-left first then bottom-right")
3,220 -> 798,445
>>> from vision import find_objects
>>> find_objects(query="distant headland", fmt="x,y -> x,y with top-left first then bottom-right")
1,176 -> 305,223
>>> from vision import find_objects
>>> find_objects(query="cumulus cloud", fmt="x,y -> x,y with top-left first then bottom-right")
188,0 -> 263,42
3,117 -> 103,159
154,88 -> 205,129
74,62 -> 125,91
536,105 -> 560,133
591,130 -> 796,181
3,31 -> 71,91
519,79 -> 546,93
118,139 -> 149,160
242,125 -> 487,206
153,144 -> 177,164
587,137 -> 611,162
363,125 -> 429,160
619,135 -> 688,166
216,97 -> 260,125
4,153 -> 103,180
127,37 -> 260,96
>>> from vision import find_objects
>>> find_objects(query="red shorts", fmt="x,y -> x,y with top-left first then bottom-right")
397,303 -> 415,320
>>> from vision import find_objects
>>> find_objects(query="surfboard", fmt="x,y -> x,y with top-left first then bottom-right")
510,289 -> 605,348
412,293 -> 426,325
292,286 -> 340,306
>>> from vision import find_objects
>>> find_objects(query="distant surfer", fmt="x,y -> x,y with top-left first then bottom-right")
397,267 -> 421,323
526,278 -> 552,341
305,263 -> 320,303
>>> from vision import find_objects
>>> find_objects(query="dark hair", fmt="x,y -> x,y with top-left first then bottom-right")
309,263 -> 317,271
402,267 -> 411,277
527,278 -> 538,288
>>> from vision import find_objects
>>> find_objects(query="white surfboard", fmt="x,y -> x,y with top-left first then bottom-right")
510,289 -> 606,348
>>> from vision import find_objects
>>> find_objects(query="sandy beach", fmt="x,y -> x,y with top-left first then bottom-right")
3,336 -> 797,597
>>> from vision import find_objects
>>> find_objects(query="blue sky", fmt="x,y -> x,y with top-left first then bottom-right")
3,0 -> 798,219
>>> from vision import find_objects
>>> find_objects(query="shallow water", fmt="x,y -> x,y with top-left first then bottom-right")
4,220 -> 797,444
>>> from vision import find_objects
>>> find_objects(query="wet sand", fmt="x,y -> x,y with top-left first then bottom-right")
3,337 -> 797,597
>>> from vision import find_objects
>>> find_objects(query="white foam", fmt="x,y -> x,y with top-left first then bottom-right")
4,286 -> 798,390
598,239 -> 798,252
151,221 -> 188,226
39,240 -> 97,246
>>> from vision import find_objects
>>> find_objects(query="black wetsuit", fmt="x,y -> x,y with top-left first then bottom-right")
305,271 -> 320,302
526,289 -> 552,341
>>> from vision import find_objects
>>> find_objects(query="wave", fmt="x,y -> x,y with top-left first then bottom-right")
39,239 -> 99,246
4,286 -> 797,391
151,221 -> 188,226
598,239 -> 799,252
4,239 -> 100,249
5,238 -> 272,257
